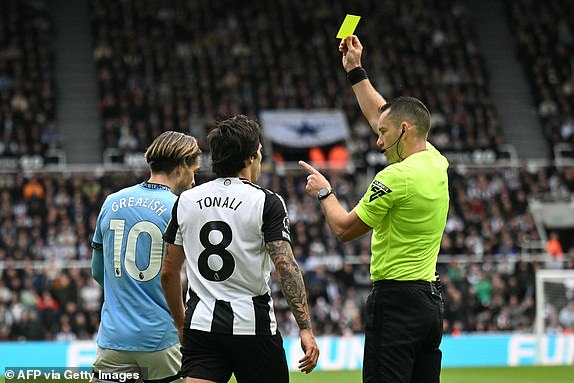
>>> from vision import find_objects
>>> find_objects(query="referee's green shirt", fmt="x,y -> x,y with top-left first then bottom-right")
354,144 -> 449,282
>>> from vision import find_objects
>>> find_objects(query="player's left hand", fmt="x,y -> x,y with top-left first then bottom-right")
298,329 -> 319,373
299,161 -> 331,199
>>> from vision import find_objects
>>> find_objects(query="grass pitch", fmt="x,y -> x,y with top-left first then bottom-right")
231,366 -> 574,382
441,365 -> 574,383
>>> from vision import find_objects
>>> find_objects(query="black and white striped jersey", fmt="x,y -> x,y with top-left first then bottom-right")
163,177 -> 291,335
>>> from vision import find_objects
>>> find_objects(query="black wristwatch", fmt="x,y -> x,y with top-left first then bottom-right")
317,187 -> 333,201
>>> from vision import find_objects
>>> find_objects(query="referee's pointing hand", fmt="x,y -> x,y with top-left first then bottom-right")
299,161 -> 332,199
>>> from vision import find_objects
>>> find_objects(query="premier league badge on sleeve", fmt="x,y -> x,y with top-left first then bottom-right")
369,180 -> 392,202
282,216 -> 291,240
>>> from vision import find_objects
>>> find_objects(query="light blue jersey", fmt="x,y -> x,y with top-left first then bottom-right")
91,181 -> 178,351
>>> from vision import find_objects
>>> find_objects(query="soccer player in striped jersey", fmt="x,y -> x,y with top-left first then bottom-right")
162,115 -> 319,383
91,131 -> 201,382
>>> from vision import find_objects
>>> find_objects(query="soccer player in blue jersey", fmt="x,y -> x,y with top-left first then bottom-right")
91,131 -> 201,383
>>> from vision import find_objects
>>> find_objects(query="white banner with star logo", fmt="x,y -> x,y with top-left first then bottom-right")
259,109 -> 350,147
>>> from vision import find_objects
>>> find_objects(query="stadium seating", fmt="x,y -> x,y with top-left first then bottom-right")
89,0 -> 503,158
505,0 -> 574,148
0,0 -> 58,161
1,167 -> 573,340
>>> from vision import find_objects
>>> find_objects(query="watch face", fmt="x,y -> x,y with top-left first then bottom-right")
318,188 -> 331,199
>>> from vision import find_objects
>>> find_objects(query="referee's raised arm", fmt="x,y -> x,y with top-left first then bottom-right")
340,35 -> 386,133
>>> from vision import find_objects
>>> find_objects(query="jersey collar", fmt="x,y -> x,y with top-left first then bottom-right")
140,181 -> 171,191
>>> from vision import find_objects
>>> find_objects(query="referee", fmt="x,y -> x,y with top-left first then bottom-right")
299,35 -> 448,383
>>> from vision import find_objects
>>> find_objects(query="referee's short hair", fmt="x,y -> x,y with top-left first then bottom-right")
380,96 -> 431,136
145,131 -> 201,174
208,115 -> 261,177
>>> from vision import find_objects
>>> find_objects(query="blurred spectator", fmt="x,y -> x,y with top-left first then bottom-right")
546,232 -> 564,259
22,175 -> 45,201
55,322 -> 77,342
558,301 -> 574,330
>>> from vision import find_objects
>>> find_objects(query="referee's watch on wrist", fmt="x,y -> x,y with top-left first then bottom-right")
317,187 -> 334,201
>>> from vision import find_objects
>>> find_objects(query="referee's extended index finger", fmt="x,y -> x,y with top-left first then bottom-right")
298,160 -> 320,175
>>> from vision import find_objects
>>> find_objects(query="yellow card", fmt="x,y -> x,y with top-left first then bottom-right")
336,14 -> 361,39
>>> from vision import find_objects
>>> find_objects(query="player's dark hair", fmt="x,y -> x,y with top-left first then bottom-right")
380,96 -> 431,136
208,115 -> 261,177
145,131 -> 201,174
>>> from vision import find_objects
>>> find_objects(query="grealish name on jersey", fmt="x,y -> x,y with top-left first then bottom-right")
110,196 -> 169,216
195,196 -> 243,211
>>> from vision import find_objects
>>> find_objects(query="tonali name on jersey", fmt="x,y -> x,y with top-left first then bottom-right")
195,196 -> 243,211
163,177 -> 291,335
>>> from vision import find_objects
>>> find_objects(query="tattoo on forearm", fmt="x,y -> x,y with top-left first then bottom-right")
267,240 -> 312,330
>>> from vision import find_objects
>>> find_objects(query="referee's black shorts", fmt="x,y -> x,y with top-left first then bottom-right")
363,279 -> 444,383
180,329 -> 289,383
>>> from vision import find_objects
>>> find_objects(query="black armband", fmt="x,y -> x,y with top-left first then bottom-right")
347,67 -> 368,85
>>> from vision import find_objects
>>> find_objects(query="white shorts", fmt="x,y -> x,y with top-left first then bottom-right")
93,344 -> 182,382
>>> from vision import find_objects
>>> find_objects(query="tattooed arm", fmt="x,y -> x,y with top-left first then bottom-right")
161,243 -> 186,343
267,240 -> 311,329
267,240 -> 319,373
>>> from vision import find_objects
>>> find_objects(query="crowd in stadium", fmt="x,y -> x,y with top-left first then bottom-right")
1,0 -> 574,344
0,166 -> 573,341
506,0 -> 574,147
0,0 -> 59,159
90,0 -> 501,160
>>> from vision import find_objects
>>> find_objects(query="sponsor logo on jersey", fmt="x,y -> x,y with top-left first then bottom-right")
369,180 -> 392,202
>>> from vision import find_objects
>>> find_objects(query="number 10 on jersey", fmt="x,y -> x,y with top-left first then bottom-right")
109,219 -> 164,281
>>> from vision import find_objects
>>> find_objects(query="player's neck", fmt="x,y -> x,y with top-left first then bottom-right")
401,140 -> 427,159
147,174 -> 174,190
236,168 -> 252,182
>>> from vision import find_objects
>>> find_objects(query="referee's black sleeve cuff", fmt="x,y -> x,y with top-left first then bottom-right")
347,67 -> 368,85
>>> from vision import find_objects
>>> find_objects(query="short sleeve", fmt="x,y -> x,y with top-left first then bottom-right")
163,198 -> 181,245
262,193 -> 291,244
354,165 -> 406,229
91,205 -> 104,249
173,228 -> 183,246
